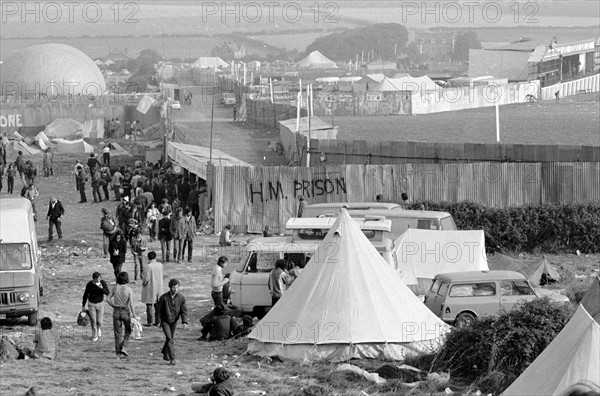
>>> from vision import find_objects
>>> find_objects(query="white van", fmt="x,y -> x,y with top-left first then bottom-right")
302,203 -> 457,239
0,198 -> 43,325
228,217 -> 393,315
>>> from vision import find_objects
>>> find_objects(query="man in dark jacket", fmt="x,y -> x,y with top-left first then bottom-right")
81,272 -> 110,342
157,278 -> 188,365
46,196 -> 65,241
108,230 -> 127,280
193,367 -> 235,396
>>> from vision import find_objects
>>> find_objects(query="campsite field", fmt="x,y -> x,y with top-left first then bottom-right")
336,94 -> 600,146
1,172 -> 599,396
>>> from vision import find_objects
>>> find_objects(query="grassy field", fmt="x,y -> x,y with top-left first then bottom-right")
1,171 -> 599,395
336,94 -> 600,146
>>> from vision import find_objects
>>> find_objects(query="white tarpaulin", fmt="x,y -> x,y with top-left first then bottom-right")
136,95 -> 156,114
167,142 -> 250,179
52,138 -> 94,154
391,229 -> 489,294
44,118 -> 82,139
247,209 -> 450,363
82,118 -> 105,139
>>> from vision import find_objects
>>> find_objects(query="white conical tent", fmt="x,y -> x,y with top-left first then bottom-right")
296,51 -> 338,69
247,209 -> 450,363
501,304 -> 600,396
581,276 -> 600,322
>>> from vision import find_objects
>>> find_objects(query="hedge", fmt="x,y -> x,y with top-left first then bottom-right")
406,201 -> 600,254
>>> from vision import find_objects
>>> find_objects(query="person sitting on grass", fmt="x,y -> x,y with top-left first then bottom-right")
192,367 -> 235,395
198,307 -> 238,342
32,317 -> 59,360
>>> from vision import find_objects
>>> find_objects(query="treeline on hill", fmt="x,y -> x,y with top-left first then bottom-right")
305,23 -> 409,62
405,201 -> 600,254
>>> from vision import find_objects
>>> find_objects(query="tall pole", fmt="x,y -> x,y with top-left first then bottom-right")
210,90 -> 215,163
495,102 -> 500,143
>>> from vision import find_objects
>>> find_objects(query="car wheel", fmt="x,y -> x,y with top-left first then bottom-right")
454,312 -> 476,329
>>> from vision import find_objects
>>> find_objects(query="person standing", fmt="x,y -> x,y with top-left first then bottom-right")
100,166 -> 111,201
146,202 -> 159,242
87,153 -> 101,174
108,230 -> 127,281
115,119 -> 122,138
211,256 -> 229,312
46,197 -> 65,241
82,272 -> 110,342
158,209 -> 172,262
157,278 -> 188,365
43,148 -> 54,177
297,195 -> 306,217
130,228 -> 147,281
102,145 -> 111,168
107,272 -> 136,359
91,167 -> 103,203
182,208 -> 196,262
24,160 -> 37,186
76,166 -> 88,203
6,163 -> 16,194
112,167 -> 123,201
268,259 -> 293,307
170,208 -> 184,263
0,162 -> 4,193
100,208 -> 116,258
141,251 -> 163,327
233,104 -> 237,121
0,133 -> 8,165
24,183 -> 39,221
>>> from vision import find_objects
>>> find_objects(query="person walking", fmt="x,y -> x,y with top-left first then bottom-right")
158,209 -> 172,262
268,259 -> 293,307
107,272 -> 136,359
157,279 -> 188,365
170,208 -> 184,263
219,225 -> 232,247
82,272 -> 110,342
112,168 -> 123,201
87,153 -> 101,174
14,151 -> 27,185
297,195 -> 306,217
108,230 -> 127,281
6,163 -> 16,194
100,208 -> 116,258
24,160 -> 37,186
0,162 -> 4,193
141,251 -> 163,327
182,208 -> 196,262
46,197 -> 65,241
43,148 -> 54,177
129,228 -> 147,281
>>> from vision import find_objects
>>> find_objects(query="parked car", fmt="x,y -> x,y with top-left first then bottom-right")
170,100 -> 181,110
220,93 -> 236,105
424,270 -> 570,328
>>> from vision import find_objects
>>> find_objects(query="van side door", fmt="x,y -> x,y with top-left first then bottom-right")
425,279 -> 449,318
500,279 -> 538,312
240,252 -> 279,310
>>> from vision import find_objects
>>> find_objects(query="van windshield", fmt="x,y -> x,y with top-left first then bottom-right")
0,243 -> 33,271
440,216 -> 457,230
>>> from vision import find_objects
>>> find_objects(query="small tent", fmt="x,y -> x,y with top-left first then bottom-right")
391,229 -> 489,294
82,118 -> 104,139
501,304 -> 600,395
521,256 -> 561,287
296,51 -> 338,69
52,138 -> 94,154
247,209 -> 450,363
44,118 -> 82,139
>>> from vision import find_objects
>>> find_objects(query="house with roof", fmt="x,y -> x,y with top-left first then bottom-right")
410,30 -> 456,63
102,48 -> 131,65
211,41 -> 246,60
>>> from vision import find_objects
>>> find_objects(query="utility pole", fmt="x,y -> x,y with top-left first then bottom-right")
209,88 -> 215,164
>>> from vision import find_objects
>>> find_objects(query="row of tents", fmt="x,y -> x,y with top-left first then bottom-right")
245,210 -> 599,395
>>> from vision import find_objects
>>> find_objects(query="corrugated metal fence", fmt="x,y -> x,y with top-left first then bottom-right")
209,162 -> 600,233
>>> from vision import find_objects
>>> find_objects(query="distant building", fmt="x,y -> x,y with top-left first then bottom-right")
366,60 -> 397,70
411,30 -> 456,63
102,48 -> 131,64
469,38 -> 600,86
212,42 -> 246,61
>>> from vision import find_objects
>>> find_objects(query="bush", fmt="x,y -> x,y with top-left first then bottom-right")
406,201 -> 600,254
431,298 -> 573,395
